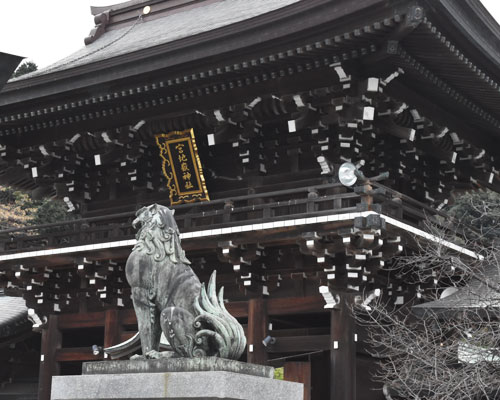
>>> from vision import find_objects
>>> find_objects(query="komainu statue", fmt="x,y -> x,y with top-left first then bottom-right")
125,203 -> 246,360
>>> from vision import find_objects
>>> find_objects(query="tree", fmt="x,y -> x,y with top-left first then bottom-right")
355,193 -> 500,400
0,187 -> 38,229
447,190 -> 500,241
0,186 -> 71,229
11,61 -> 37,78
32,198 -> 72,226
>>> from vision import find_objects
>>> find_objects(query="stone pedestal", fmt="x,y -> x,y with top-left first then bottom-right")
51,358 -> 303,400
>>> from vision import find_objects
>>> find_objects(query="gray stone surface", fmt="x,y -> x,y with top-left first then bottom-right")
83,357 -> 274,378
51,371 -> 303,400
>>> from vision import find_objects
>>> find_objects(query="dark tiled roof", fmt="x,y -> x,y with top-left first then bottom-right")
14,0 -> 301,80
0,292 -> 29,338
413,265 -> 500,316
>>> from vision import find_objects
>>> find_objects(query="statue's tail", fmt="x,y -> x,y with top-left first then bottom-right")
193,271 -> 247,360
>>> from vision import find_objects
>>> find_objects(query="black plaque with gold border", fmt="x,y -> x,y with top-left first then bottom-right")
155,129 -> 209,205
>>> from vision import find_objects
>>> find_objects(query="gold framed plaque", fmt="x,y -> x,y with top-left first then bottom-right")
155,129 -> 209,205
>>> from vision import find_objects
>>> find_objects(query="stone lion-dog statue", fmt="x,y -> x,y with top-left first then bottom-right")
125,203 -> 246,360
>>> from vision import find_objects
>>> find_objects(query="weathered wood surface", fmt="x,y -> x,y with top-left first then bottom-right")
330,296 -> 356,400
38,315 -> 61,400
0,182 -> 448,258
285,362 -> 311,400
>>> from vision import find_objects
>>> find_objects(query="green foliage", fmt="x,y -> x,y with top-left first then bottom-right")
274,367 -> 284,380
32,198 -> 71,226
0,186 -> 38,229
0,186 -> 69,229
12,61 -> 38,78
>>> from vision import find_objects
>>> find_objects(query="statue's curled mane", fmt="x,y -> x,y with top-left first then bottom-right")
133,205 -> 190,264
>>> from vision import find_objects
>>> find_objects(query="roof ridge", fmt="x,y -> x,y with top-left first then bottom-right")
91,0 -> 157,16
85,0 -> 219,45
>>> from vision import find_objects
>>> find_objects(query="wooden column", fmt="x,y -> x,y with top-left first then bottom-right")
247,297 -> 268,364
284,361 -> 311,400
38,315 -> 62,400
330,294 -> 356,400
104,309 -> 121,350
311,351 -> 330,400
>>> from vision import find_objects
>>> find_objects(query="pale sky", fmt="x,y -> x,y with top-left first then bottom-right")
1,0 -> 114,68
1,0 -> 500,69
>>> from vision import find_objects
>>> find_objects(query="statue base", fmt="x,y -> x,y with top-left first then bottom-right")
82,356 -> 274,378
51,358 -> 303,400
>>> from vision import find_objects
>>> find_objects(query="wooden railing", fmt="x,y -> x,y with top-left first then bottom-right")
0,182 -> 444,254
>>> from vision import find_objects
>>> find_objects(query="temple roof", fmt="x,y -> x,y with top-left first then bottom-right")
413,265 -> 500,316
12,0 -> 300,80
2,0 -> 500,161
3,0 -> 500,110
0,291 -> 29,339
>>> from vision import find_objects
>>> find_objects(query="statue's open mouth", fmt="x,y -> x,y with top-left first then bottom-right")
132,217 -> 142,229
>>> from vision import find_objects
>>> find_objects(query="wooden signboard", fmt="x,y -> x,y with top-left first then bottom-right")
155,129 -> 209,205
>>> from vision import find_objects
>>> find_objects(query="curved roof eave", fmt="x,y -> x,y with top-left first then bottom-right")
0,292 -> 30,340
0,0 -> 397,105
422,0 -> 500,82
2,0 -> 500,113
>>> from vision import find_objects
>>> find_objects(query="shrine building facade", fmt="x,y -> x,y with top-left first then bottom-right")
1,1 -> 500,399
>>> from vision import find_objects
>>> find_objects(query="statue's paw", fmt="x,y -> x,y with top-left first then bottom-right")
145,350 -> 161,359
130,354 -> 146,361
158,351 -> 177,359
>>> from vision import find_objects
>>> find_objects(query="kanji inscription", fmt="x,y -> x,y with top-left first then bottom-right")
155,129 -> 209,205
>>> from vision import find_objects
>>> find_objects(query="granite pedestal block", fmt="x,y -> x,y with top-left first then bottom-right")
82,357 -> 274,378
51,358 -> 303,400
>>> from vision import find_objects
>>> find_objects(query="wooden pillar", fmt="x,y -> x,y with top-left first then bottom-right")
311,351 -> 330,400
38,315 -> 62,400
284,361 -> 311,400
330,294 -> 356,400
247,297 -> 268,364
104,309 -> 121,350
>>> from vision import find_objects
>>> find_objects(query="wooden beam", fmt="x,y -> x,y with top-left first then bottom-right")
272,327 -> 329,337
225,301 -> 248,318
38,315 -> 61,400
227,296 -> 326,318
54,293 -> 324,323
266,335 -> 329,353
104,309 -> 121,349
268,296 -> 325,316
330,295 -> 356,400
55,347 -> 102,362
284,362 -> 311,400
247,298 -> 268,364
58,311 -> 105,329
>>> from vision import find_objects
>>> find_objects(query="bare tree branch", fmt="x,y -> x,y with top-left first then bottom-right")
355,192 -> 500,399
